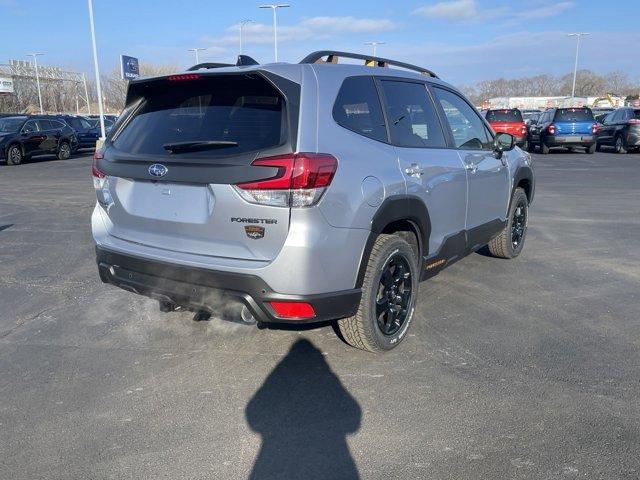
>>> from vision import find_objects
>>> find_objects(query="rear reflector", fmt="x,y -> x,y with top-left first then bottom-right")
234,153 -> 338,207
167,74 -> 201,81
269,301 -> 316,319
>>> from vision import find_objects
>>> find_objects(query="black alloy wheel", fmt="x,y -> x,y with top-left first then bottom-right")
511,199 -> 527,250
376,254 -> 412,336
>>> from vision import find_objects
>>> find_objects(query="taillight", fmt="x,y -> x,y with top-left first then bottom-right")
547,124 -> 556,135
92,148 -> 105,179
269,301 -> 315,319
592,123 -> 599,135
521,124 -> 528,136
92,149 -> 113,208
629,119 -> 640,125
234,153 -> 338,207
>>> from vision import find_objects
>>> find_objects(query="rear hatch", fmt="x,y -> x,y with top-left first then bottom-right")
486,109 -> 526,137
553,107 -> 595,135
95,71 -> 300,262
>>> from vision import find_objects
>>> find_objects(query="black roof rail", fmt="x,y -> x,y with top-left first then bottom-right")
299,50 -> 438,78
188,55 -> 260,71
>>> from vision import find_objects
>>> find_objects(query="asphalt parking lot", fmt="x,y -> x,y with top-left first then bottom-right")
1,150 -> 639,479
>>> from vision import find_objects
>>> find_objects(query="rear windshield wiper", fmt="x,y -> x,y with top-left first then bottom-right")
163,140 -> 238,153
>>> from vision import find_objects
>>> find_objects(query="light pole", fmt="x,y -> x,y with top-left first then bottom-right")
87,0 -> 106,140
239,19 -> 253,55
364,41 -> 385,57
27,53 -> 44,114
259,4 -> 290,62
568,32 -> 590,98
188,47 -> 207,64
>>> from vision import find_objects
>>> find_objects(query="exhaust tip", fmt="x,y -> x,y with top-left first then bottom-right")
240,306 -> 256,324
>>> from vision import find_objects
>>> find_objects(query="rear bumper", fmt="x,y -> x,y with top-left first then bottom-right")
96,246 -> 361,324
545,135 -> 594,147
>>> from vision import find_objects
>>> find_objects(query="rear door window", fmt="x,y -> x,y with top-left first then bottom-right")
35,120 -> 52,131
433,87 -> 492,150
486,109 -> 523,122
633,109 -> 640,120
554,108 -> 594,122
378,80 -> 446,148
113,75 -> 287,156
332,76 -> 387,143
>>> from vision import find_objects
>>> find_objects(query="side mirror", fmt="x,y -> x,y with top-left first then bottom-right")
493,132 -> 516,159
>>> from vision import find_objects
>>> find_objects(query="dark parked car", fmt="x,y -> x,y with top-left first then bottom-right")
527,107 -> 598,154
58,114 -> 100,150
0,115 -> 78,165
596,107 -> 640,153
521,109 -> 541,126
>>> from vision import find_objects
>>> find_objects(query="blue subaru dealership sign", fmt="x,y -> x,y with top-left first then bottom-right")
120,55 -> 140,80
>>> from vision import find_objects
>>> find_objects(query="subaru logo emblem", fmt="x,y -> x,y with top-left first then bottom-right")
148,164 -> 168,178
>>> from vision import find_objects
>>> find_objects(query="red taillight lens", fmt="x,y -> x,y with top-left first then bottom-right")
167,73 -> 201,81
547,124 -> 556,135
92,148 -> 105,178
521,124 -> 528,136
592,123 -> 600,134
269,301 -> 316,319
628,119 -> 640,125
234,153 -> 338,207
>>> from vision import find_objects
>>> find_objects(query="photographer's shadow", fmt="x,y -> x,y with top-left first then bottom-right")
246,339 -> 361,479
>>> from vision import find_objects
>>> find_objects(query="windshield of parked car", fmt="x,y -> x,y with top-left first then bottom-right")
486,109 -> 523,122
0,117 -> 26,133
555,108 -> 594,122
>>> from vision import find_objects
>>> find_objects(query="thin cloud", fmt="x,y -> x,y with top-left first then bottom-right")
202,16 -> 399,48
413,0 -> 575,25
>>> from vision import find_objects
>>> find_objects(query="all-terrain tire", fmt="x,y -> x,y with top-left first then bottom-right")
487,187 -> 528,259
337,234 -> 419,353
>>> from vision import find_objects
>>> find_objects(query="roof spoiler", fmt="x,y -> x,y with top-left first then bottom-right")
187,55 -> 259,71
300,50 -> 438,78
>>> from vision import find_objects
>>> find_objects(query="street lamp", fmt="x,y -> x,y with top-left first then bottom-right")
364,41 -> 385,57
259,4 -> 290,62
26,53 -> 44,114
87,0 -> 106,141
239,19 -> 253,55
568,32 -> 590,98
188,47 -> 207,64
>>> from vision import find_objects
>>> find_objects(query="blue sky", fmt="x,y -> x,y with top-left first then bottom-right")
1,0 -> 638,85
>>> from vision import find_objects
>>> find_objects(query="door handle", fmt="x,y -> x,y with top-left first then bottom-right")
404,163 -> 424,178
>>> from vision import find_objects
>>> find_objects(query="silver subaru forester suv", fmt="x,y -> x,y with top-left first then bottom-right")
92,51 -> 534,352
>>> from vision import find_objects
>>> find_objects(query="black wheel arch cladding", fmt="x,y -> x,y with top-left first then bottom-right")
355,196 -> 431,289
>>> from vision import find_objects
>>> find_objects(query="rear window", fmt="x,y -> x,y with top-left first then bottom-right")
554,108 -> 594,122
65,117 -> 93,130
486,109 -> 523,122
113,75 -> 286,156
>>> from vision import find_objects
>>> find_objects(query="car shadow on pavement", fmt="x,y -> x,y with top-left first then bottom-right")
245,339 -> 362,480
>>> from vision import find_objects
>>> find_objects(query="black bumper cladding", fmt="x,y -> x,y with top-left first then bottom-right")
95,247 -> 361,324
